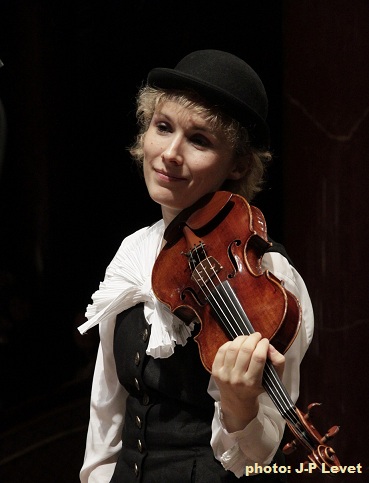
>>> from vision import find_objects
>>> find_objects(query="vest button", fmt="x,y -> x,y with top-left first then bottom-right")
134,352 -> 140,365
134,378 -> 140,391
135,415 -> 142,429
137,439 -> 143,452
134,463 -> 139,477
142,328 -> 149,342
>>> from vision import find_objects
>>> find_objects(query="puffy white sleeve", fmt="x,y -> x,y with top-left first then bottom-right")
209,251 -> 314,477
79,318 -> 128,483
78,228 -> 150,483
79,221 -> 172,481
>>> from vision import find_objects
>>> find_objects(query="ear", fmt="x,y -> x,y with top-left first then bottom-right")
227,159 -> 249,180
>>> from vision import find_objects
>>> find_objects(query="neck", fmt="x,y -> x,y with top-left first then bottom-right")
161,206 -> 181,228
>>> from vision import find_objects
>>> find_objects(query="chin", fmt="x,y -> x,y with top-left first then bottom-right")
149,187 -> 181,209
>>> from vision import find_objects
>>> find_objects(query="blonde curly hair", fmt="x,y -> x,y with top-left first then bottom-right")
129,86 -> 272,201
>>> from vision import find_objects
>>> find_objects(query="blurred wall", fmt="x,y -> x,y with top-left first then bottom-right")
282,1 -> 369,480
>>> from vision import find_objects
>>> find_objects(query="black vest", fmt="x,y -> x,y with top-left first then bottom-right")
110,303 -> 285,482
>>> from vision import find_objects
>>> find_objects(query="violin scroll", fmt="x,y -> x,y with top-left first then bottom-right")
283,402 -> 341,472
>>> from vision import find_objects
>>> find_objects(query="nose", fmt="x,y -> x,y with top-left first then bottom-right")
161,135 -> 184,165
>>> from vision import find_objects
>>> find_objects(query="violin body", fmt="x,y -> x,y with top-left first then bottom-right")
152,190 -> 340,472
152,191 -> 301,372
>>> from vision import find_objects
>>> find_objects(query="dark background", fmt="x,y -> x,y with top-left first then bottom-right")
0,1 -> 368,482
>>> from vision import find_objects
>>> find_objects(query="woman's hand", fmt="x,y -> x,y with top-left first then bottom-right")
211,332 -> 285,433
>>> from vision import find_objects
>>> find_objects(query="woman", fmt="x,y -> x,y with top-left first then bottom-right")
79,50 -> 314,482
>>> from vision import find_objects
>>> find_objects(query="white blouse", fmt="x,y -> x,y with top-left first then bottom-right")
78,220 -> 314,482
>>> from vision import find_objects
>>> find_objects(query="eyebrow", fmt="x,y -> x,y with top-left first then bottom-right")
154,109 -> 214,134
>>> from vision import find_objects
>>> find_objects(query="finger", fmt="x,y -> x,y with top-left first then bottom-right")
212,340 -> 233,374
230,332 -> 263,374
212,336 -> 247,380
212,334 -> 259,377
245,337 -> 269,386
268,344 -> 285,379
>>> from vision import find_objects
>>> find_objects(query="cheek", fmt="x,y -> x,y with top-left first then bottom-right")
191,152 -> 219,169
192,154 -> 232,179
143,131 -> 159,155
191,163 -> 228,192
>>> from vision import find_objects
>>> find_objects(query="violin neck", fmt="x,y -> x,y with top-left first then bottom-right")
209,280 -> 297,421
209,280 -> 319,451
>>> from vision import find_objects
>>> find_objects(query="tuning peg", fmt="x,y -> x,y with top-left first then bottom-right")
305,402 -> 322,419
283,439 -> 298,455
321,425 -> 340,443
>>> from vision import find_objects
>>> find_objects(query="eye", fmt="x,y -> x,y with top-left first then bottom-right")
191,133 -> 211,148
156,121 -> 171,134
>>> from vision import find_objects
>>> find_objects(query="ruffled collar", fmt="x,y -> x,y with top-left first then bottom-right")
77,220 -> 194,358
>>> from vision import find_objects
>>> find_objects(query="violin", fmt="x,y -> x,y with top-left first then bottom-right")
152,190 -> 340,472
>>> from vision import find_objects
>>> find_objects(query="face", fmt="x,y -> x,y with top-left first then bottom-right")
143,101 -> 242,225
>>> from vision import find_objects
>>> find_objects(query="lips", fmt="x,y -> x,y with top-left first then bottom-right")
154,168 -> 186,182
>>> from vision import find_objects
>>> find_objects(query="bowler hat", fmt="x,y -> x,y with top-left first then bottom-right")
147,49 -> 270,149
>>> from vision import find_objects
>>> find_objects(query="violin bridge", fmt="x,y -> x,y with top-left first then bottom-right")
191,257 -> 222,287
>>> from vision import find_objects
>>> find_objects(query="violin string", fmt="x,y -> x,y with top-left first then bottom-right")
193,260 -> 311,447
189,244 -> 312,445
206,280 -> 300,425
189,245 -> 296,415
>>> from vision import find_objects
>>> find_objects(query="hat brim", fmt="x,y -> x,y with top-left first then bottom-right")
148,67 -> 270,149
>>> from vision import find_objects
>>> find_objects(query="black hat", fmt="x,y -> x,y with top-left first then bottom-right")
147,49 -> 270,149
